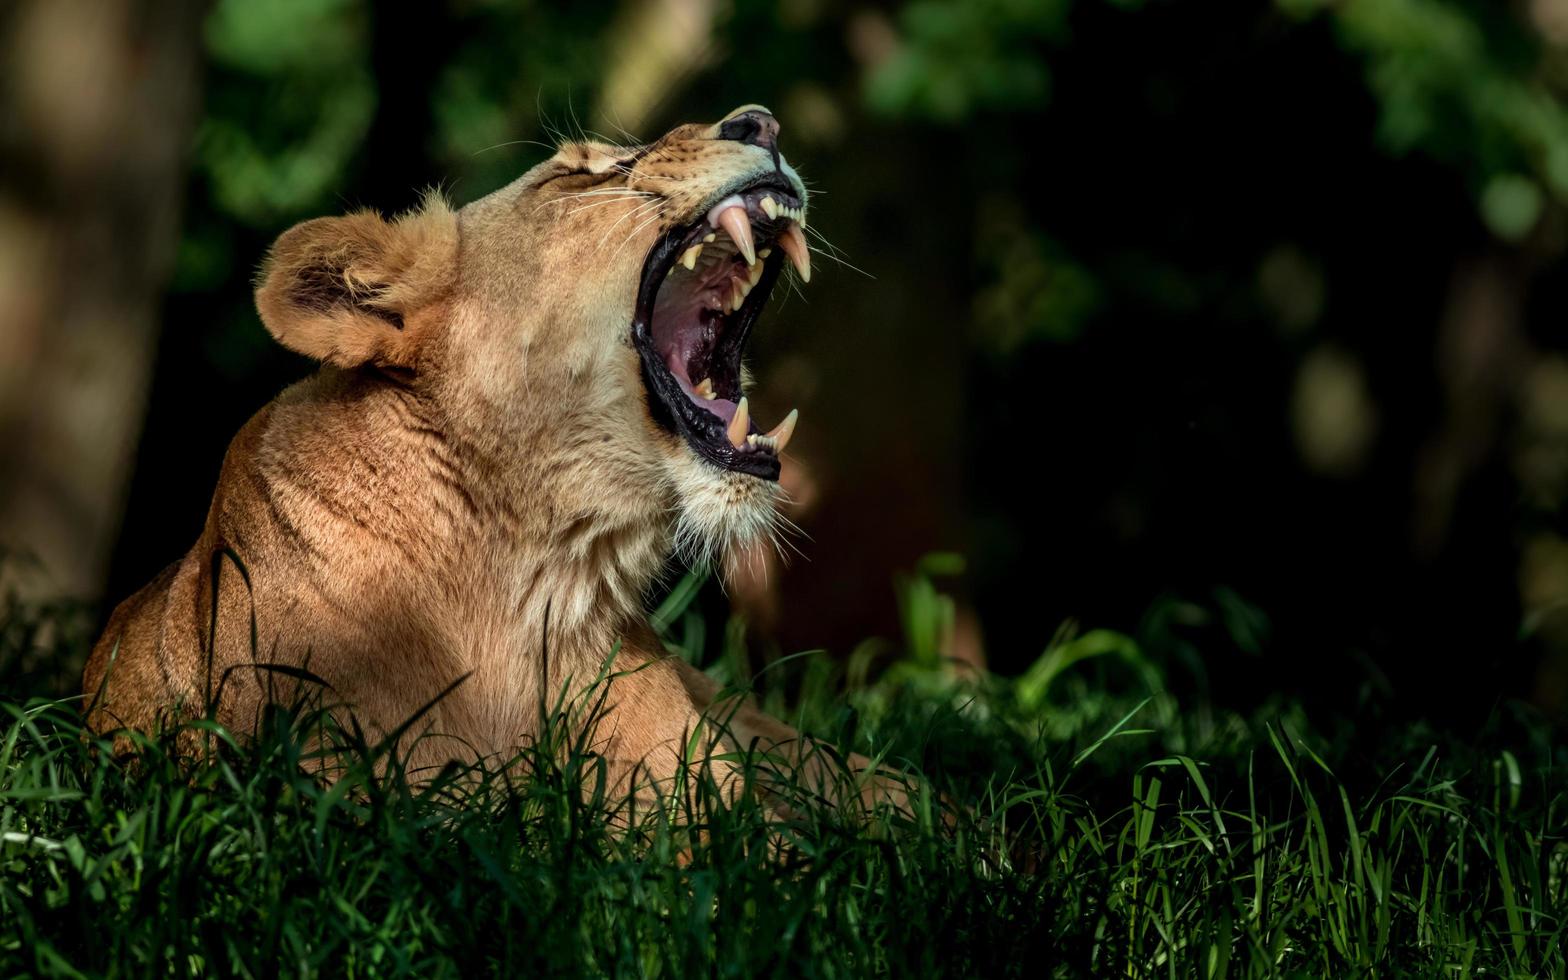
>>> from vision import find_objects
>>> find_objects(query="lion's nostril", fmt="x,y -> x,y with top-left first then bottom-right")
717,110 -> 780,153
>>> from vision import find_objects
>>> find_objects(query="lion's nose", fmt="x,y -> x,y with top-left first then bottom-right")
717,107 -> 780,153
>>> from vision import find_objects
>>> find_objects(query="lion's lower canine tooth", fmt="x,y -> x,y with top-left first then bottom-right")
716,205 -> 756,266
727,397 -> 750,448
778,223 -> 810,283
747,262 -> 764,286
766,408 -> 798,453
681,244 -> 703,270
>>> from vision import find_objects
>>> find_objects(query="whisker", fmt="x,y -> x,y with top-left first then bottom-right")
542,190 -> 654,208
563,195 -> 661,219
803,228 -> 874,279
773,502 -> 812,543
615,208 -> 669,257
470,138 -> 557,158
562,187 -> 658,197
771,522 -> 809,563
530,191 -> 656,218
778,269 -> 809,307
808,246 -> 873,279
532,188 -> 654,206
536,104 -> 570,151
564,92 -> 587,145
581,196 -> 664,242
802,224 -> 847,253
604,204 -> 669,256
597,112 -> 644,146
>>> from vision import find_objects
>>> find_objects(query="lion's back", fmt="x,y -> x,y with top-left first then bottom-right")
83,558 -> 196,735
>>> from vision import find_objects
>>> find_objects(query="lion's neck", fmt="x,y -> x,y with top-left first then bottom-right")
410,388 -> 675,671
259,371 -> 674,683
435,451 -> 674,725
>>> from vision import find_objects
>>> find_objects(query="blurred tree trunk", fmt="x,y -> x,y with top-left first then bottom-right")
597,0 -> 720,135
0,1 -> 202,599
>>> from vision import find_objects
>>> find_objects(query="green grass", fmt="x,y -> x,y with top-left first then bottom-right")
1,567 -> 1565,977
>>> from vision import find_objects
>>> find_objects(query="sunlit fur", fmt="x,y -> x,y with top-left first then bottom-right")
80,109 -> 903,813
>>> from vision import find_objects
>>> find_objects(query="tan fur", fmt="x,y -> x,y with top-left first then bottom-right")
84,110 -> 898,811
255,194 -> 459,370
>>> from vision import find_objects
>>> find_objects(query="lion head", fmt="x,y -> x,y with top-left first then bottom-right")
254,106 -> 811,576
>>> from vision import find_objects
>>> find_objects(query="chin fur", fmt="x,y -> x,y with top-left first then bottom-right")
664,449 -> 785,568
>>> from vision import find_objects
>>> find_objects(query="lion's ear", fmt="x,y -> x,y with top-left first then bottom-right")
254,194 -> 457,369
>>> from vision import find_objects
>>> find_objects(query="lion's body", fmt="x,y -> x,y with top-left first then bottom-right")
83,109 -> 860,801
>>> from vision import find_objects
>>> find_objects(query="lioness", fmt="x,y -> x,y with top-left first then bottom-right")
85,107 -> 886,807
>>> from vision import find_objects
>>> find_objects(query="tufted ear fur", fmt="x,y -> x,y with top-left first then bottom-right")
254,193 -> 458,369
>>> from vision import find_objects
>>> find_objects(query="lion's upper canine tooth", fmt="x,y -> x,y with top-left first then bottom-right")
727,397 -> 750,448
778,223 -> 811,283
705,194 -> 746,228
716,205 -> 756,266
760,196 -> 779,220
681,244 -> 703,270
747,262 -> 764,286
766,408 -> 798,453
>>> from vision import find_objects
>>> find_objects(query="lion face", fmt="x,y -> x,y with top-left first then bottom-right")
254,106 -> 812,564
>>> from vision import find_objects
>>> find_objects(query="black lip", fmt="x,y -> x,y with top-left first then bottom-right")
632,203 -> 789,481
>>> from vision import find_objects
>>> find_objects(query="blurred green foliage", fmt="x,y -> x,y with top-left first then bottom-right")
171,0 -> 1568,367
200,0 -> 374,224
865,0 -> 1069,120
1301,0 -> 1568,241
177,0 -> 1568,352
191,0 -> 608,231
872,0 -> 1568,243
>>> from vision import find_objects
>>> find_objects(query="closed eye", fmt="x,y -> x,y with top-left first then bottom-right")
537,166 -> 590,185
538,167 -> 623,190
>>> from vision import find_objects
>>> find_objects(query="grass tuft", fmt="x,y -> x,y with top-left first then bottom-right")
1,569 -> 1565,977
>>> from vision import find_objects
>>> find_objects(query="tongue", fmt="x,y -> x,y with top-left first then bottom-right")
669,356 -> 739,423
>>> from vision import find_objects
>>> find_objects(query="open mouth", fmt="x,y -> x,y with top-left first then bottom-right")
632,176 -> 812,480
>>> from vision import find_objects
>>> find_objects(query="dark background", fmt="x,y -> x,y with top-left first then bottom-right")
5,0 -> 1568,727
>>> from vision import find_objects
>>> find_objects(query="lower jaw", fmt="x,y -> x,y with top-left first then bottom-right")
633,255 -> 786,482
638,360 -> 783,480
